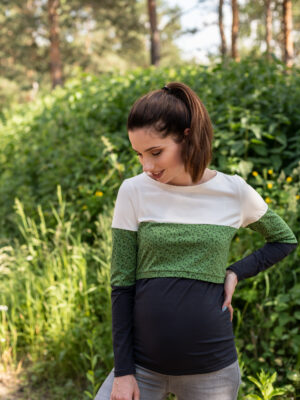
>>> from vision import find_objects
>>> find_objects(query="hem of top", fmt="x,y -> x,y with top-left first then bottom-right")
136,271 -> 226,284
134,356 -> 239,376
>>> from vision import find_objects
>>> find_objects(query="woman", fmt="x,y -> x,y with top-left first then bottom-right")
95,82 -> 298,400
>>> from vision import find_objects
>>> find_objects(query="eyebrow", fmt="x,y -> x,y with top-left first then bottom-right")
132,146 -> 161,153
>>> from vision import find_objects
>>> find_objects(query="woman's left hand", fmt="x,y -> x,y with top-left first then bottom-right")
222,270 -> 238,322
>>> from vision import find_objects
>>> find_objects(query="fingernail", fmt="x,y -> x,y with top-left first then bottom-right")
222,306 -> 227,312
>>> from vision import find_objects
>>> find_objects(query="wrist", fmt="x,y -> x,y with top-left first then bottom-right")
226,269 -> 238,282
114,374 -> 135,381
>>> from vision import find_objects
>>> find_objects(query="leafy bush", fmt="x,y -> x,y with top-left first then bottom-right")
0,56 -> 299,243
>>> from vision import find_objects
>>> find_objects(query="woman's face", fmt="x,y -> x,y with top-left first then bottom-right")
128,127 -> 190,185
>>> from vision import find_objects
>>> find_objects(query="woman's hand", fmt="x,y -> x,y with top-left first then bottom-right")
222,270 -> 238,322
110,374 -> 140,400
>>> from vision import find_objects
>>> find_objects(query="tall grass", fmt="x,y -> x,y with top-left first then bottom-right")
0,186 -> 113,398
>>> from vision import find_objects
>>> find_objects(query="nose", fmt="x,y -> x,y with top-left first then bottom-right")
142,160 -> 155,173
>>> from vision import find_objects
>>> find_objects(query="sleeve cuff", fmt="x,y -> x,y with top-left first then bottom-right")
114,367 -> 136,377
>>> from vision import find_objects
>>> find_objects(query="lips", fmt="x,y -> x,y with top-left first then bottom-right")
150,170 -> 164,179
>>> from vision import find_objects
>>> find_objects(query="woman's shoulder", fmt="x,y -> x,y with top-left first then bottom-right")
116,172 -> 142,187
215,170 -> 241,188
123,172 -> 144,184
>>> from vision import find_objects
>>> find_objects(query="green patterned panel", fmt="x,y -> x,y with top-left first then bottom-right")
136,222 -> 237,284
247,208 -> 298,243
111,228 -> 137,286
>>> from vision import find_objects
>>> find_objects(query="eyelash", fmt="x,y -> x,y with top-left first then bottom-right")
136,151 -> 161,157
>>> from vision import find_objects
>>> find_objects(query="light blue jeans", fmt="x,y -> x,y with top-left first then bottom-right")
94,359 -> 242,400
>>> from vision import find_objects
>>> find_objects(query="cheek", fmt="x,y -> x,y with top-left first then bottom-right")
174,146 -> 184,165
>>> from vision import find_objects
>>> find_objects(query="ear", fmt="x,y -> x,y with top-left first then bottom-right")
184,128 -> 190,136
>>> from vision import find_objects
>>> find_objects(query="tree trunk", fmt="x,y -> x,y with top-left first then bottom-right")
147,0 -> 160,66
219,0 -> 227,58
231,0 -> 240,61
283,0 -> 294,68
265,0 -> 272,60
48,0 -> 63,88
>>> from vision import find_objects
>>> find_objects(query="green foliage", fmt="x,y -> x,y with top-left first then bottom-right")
0,187 -> 114,397
0,57 -> 299,244
0,58 -> 299,398
245,370 -> 288,399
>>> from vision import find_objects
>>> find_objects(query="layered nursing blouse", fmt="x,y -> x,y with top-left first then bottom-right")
110,171 -> 298,377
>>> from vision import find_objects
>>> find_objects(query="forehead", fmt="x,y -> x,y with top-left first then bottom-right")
128,128 -> 174,149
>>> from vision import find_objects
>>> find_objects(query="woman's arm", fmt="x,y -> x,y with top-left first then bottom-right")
226,241 -> 297,281
227,175 -> 298,282
110,180 -> 138,377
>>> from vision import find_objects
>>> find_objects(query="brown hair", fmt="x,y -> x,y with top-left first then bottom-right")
127,82 -> 214,184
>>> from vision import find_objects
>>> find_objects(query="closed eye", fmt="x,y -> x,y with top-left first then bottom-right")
135,151 -> 162,157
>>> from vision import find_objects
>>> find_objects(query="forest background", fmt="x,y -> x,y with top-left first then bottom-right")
0,0 -> 300,399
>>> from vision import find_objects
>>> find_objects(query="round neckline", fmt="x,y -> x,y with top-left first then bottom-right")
142,170 -> 220,191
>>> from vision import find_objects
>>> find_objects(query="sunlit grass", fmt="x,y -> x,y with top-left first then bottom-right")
0,185 -> 114,398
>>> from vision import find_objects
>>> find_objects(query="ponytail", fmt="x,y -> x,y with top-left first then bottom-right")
127,81 -> 214,183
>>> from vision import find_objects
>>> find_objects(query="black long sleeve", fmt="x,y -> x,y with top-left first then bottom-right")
226,241 -> 298,281
111,284 -> 136,377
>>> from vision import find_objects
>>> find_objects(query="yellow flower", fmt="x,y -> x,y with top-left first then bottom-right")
252,171 -> 258,177
235,237 -> 240,242
274,358 -> 283,367
82,205 -> 87,210
95,191 -> 103,197
265,197 -> 272,203
268,169 -> 273,175
296,195 -> 300,200
286,176 -> 292,183
267,183 -> 273,189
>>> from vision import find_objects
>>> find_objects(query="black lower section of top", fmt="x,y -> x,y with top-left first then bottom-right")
112,278 -> 238,377
111,241 -> 298,377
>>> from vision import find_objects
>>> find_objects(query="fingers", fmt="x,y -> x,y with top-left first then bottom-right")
228,304 -> 234,322
133,383 -> 140,400
223,273 -> 237,321
222,296 -> 232,311
222,302 -> 234,321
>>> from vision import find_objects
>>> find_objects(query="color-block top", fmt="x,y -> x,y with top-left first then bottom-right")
110,170 -> 298,377
111,171 -> 297,287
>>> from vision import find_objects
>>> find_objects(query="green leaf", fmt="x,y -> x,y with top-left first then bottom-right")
294,311 -> 300,320
249,124 -> 262,139
86,370 -> 94,384
248,376 -> 263,390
